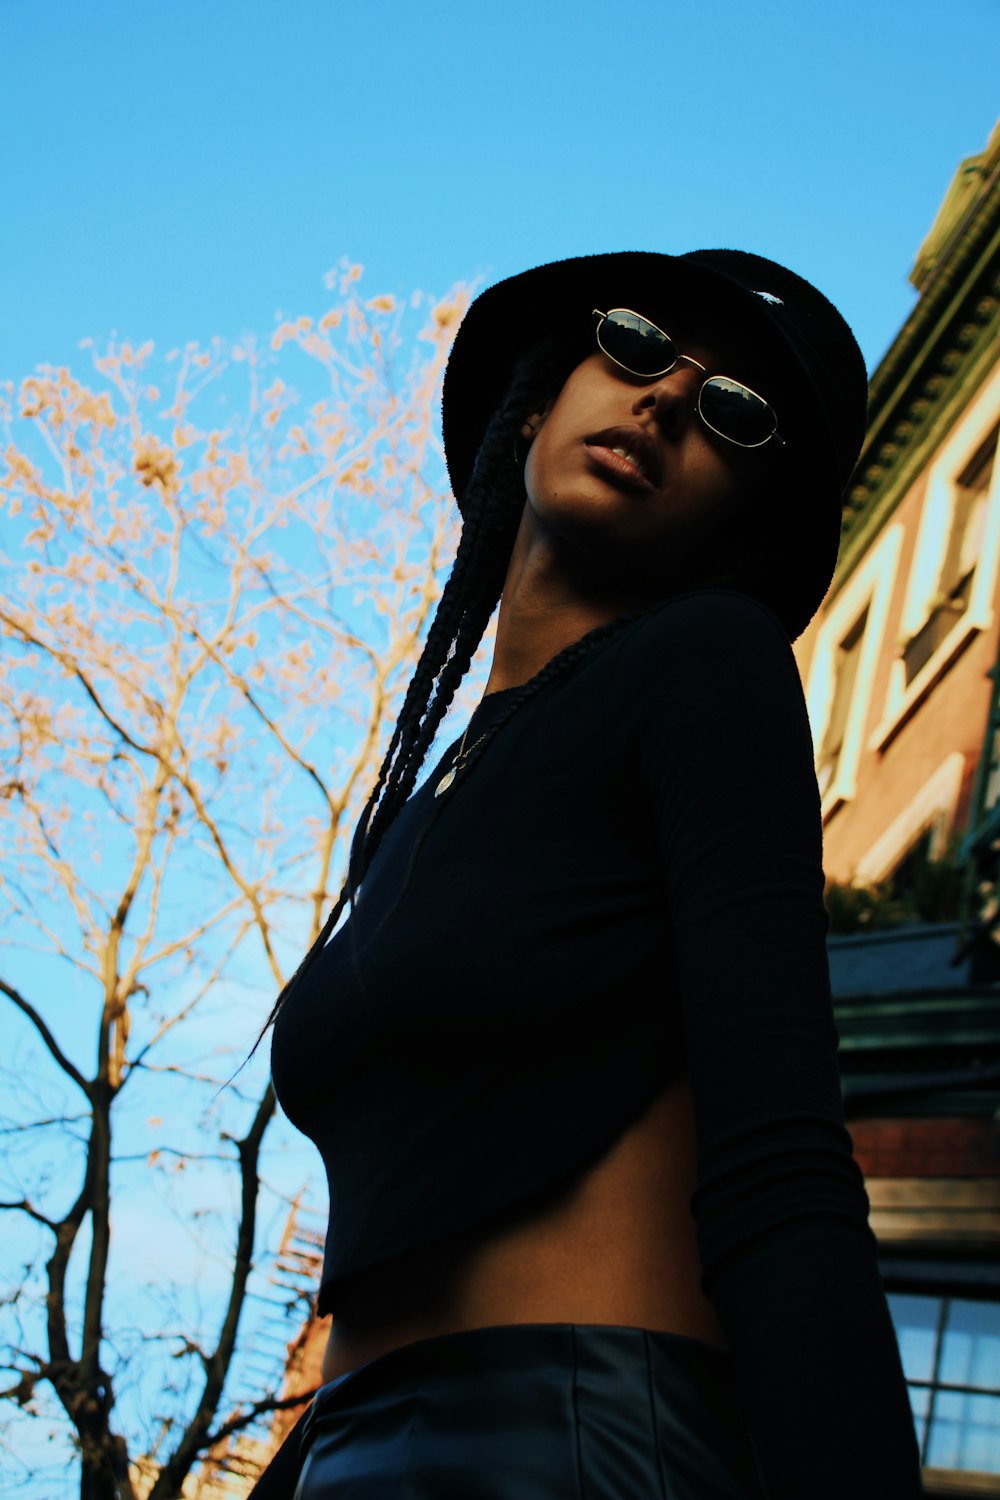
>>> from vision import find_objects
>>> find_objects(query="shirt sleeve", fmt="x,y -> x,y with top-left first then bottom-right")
613,590 -> 924,1500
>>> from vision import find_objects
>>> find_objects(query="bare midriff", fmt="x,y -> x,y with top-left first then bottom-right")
321,1072 -> 728,1382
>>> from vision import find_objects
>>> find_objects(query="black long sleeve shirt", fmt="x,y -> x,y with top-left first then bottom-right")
271,587 -> 924,1499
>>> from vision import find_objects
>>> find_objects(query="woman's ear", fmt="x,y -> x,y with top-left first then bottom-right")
520,396 -> 555,441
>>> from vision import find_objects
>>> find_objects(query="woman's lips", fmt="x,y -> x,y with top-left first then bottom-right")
584,442 -> 657,492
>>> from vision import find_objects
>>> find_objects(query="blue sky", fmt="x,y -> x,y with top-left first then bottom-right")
1,0 -> 997,386
1,0 -> 998,1489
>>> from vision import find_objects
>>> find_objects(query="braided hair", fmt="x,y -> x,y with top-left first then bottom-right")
258,332 -> 587,1038
257,322 -> 796,1042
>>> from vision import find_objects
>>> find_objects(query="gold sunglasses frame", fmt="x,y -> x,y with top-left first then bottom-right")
592,308 -> 784,450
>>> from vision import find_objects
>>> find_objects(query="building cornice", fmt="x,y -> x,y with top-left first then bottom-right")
827,128 -> 1000,607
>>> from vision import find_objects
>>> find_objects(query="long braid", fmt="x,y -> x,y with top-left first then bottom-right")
348,350 -> 550,886
253,336 -> 577,1046
440,612 -> 639,788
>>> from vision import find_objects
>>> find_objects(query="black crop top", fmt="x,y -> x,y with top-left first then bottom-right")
271,589 -> 923,1499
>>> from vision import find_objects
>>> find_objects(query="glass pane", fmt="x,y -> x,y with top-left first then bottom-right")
940,423 -> 998,592
907,1384 -> 931,1457
819,605 -> 868,764
702,379 -> 773,445
602,312 -> 673,374
927,1389 -> 1000,1475
887,1293 -> 940,1383
908,1386 -> 932,1421
940,1299 -> 1000,1391
958,491 -> 988,577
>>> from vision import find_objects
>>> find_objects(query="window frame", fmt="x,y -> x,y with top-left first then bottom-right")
885,1283 -> 1000,1482
870,364 -> 1000,753
805,523 -> 902,821
852,751 -> 965,886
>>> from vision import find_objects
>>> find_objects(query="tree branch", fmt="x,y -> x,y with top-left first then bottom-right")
0,1197 -> 59,1233
205,1386 -> 319,1448
0,606 -> 157,760
148,1081 -> 277,1500
0,978 -> 90,1097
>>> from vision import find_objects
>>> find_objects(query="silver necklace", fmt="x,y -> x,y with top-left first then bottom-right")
434,721 -> 487,797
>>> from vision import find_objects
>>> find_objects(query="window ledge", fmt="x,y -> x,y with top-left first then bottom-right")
867,1177 -> 1000,1246
820,787 -> 846,826
869,611 -> 986,753
923,1466 -> 1000,1496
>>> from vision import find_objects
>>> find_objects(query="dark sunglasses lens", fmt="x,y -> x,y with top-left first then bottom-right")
600,312 -> 675,376
701,377 -> 775,446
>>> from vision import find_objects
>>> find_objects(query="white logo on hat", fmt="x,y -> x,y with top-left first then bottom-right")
751,289 -> 784,305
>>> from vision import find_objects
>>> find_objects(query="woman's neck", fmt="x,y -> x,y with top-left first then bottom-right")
483,505 -> 657,694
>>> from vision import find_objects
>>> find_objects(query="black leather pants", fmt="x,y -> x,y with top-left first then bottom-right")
292,1323 -> 769,1499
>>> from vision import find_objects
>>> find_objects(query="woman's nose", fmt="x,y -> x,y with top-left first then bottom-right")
631,365 -> 702,436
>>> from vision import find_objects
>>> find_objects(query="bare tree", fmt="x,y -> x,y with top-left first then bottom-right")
0,263 -> 473,1498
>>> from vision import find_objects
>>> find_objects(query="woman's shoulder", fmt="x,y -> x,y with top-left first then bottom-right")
597,588 -> 819,810
608,588 -> 797,691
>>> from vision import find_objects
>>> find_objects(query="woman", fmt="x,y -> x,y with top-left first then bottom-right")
257,250 -> 925,1499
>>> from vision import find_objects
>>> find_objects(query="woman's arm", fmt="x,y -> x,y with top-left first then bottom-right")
618,590 -> 924,1500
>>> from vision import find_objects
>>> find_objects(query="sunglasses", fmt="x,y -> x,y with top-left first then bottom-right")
592,308 -> 784,450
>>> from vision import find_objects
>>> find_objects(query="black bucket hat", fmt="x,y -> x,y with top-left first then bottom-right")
441,249 -> 869,642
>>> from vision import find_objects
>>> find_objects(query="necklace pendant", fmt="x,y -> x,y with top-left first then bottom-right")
434,767 -> 457,797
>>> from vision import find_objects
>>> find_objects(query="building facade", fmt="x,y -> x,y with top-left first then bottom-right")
792,120 -> 1000,1496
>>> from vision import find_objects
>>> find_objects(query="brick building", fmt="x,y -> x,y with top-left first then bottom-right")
792,120 -> 1000,1495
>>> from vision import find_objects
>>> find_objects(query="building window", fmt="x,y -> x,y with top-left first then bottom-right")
806,521 -> 900,807
816,605 -> 870,800
887,1291 -> 1000,1474
903,423 -> 998,687
887,826 -> 938,906
871,368 -> 1000,753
